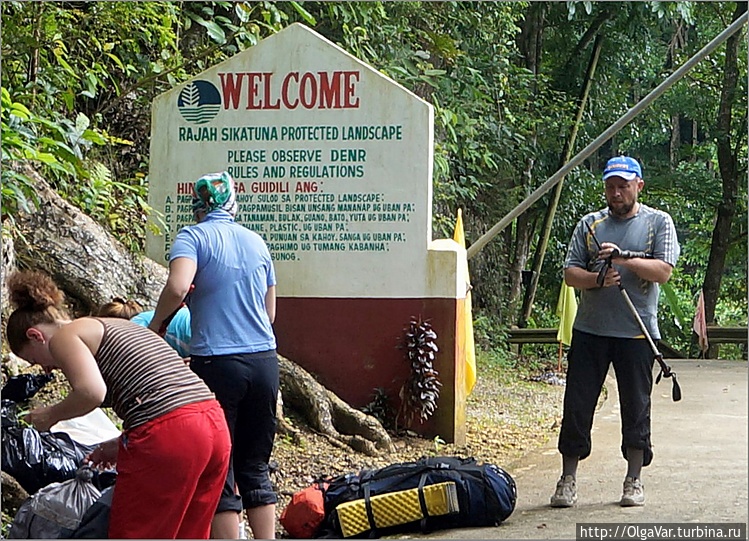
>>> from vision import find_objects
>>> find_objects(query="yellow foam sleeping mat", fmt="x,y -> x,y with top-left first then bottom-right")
335,481 -> 460,537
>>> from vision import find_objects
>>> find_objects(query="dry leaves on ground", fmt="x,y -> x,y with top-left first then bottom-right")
2,361 -> 566,538
271,367 -> 565,537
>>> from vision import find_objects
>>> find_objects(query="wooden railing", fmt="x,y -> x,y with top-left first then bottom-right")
507,326 -> 747,359
705,326 -> 748,344
507,327 -> 559,344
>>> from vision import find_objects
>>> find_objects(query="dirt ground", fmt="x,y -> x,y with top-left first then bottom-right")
1,356 -> 567,538
269,361 -> 566,538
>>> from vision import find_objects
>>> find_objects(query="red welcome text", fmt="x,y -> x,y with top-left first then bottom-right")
219,71 -> 360,111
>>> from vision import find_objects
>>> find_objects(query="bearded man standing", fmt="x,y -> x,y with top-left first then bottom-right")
550,156 -> 680,509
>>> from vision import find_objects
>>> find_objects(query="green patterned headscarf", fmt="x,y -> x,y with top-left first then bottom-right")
191,171 -> 237,219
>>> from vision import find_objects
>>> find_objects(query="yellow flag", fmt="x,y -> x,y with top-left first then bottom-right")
453,209 -> 477,395
556,281 -> 578,346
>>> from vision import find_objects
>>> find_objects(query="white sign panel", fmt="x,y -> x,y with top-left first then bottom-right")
148,24 -> 434,298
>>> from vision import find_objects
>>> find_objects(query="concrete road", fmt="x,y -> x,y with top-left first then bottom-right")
420,359 -> 748,539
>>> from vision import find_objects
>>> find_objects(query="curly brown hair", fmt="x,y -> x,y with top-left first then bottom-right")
5,270 -> 69,354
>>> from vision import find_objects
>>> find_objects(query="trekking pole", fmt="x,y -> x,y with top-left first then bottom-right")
585,223 -> 682,402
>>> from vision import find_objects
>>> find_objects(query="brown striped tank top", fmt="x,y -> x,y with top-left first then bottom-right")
93,318 -> 214,430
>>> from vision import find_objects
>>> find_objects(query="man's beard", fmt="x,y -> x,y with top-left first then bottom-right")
608,200 -> 635,217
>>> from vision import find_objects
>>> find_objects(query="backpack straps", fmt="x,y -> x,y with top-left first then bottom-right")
417,473 -> 431,532
362,483 -> 378,538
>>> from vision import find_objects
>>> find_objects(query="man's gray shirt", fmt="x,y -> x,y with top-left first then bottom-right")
564,204 -> 680,340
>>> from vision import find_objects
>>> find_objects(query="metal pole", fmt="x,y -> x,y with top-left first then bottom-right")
586,223 -> 683,402
466,11 -> 748,260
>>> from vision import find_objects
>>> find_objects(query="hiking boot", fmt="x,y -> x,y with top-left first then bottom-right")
550,475 -> 577,507
620,476 -> 645,507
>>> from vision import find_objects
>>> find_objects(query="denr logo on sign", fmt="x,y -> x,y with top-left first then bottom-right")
177,80 -> 222,124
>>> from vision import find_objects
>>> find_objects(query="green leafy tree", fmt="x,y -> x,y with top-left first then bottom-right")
1,1 -> 744,353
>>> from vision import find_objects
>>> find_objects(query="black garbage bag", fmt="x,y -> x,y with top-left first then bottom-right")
2,373 -> 54,402
1,427 -> 97,494
2,399 -> 20,429
8,466 -> 102,539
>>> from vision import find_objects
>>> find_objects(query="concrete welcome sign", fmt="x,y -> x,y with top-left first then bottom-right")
148,24 -> 468,442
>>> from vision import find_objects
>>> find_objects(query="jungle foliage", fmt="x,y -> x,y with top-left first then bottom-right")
2,1 -> 746,356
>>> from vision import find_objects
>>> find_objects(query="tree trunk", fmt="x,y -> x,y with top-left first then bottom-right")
9,164 -> 167,314
278,355 -> 393,456
4,164 -> 392,455
508,211 -> 533,317
559,6 -> 613,82
516,3 -> 546,74
508,2 -> 545,319
1,471 -> 28,516
669,114 -> 680,170
702,2 -> 745,359
1,226 -> 17,322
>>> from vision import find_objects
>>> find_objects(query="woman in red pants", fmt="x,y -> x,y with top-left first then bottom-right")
6,270 -> 231,539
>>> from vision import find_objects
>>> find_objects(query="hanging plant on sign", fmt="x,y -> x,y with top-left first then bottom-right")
397,317 -> 441,428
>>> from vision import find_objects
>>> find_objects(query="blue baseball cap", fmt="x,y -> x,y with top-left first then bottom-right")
603,156 -> 642,181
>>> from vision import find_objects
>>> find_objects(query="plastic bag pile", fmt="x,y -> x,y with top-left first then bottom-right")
2,375 -> 119,539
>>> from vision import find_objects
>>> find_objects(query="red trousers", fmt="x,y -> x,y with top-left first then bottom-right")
108,400 -> 231,539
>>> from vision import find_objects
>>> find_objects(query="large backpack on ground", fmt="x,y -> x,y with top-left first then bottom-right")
315,456 -> 516,538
